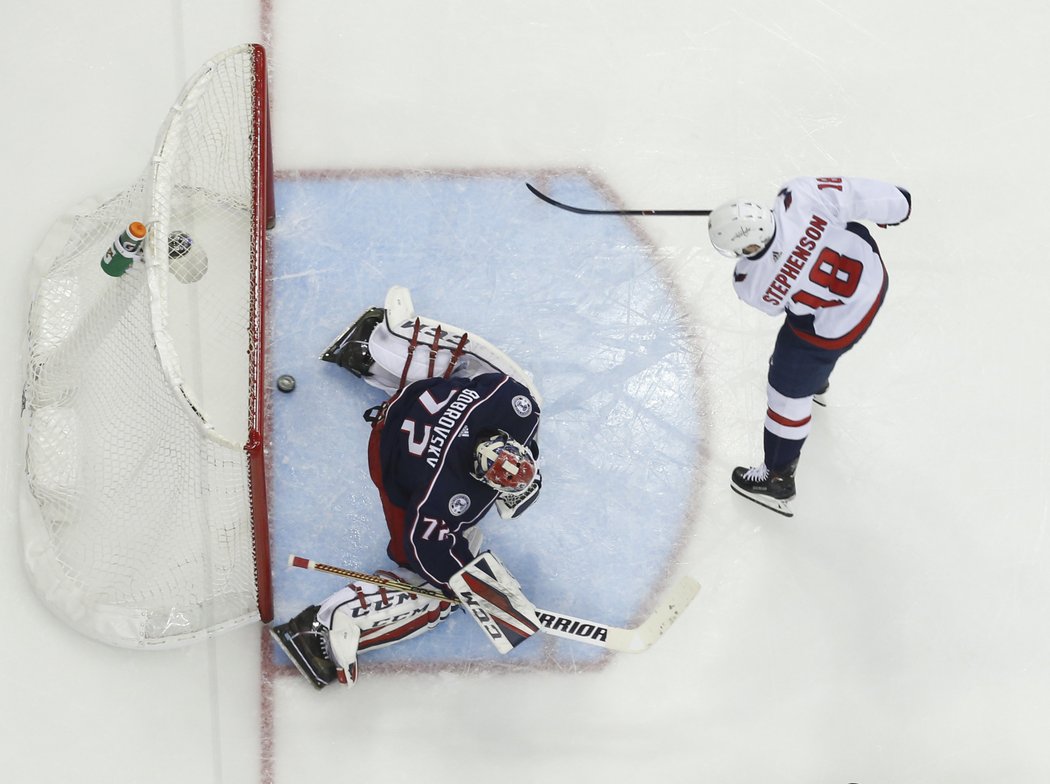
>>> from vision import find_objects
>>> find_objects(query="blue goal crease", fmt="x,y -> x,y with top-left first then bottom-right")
266,172 -> 702,669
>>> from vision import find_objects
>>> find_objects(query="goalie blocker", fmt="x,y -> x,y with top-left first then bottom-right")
448,552 -> 540,654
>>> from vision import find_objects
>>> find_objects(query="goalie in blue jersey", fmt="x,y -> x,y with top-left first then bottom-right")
272,287 -> 545,690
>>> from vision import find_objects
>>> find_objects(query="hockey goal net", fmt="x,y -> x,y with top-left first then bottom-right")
20,44 -> 274,648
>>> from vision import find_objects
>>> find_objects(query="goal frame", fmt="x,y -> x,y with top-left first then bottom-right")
21,43 -> 276,646
247,42 -> 276,624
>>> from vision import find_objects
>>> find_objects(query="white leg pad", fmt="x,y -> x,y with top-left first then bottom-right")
318,570 -> 455,655
326,614 -> 361,687
366,285 -> 543,404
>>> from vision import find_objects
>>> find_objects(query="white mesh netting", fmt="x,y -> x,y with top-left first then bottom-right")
20,44 -> 270,648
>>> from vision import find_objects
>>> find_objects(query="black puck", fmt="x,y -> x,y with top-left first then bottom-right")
276,374 -> 296,393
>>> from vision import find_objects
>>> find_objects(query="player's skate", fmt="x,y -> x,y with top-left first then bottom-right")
270,605 -> 338,690
320,306 -> 385,378
730,460 -> 797,517
812,382 -> 829,408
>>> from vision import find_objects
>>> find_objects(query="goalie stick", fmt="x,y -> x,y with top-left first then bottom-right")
287,554 -> 699,653
526,182 -> 712,217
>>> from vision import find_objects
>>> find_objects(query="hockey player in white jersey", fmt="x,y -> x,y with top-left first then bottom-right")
708,176 -> 911,516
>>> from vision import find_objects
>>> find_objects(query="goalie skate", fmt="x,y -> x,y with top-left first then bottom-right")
320,307 -> 385,378
730,461 -> 797,517
270,605 -> 337,690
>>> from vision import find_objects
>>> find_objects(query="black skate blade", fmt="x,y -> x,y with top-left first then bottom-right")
730,484 -> 794,517
269,626 -> 329,690
319,323 -> 356,364
319,307 -> 385,374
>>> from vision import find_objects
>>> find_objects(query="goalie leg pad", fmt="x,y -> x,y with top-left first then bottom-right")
326,614 -> 361,688
369,286 -> 544,404
318,569 -> 455,655
449,552 -> 539,654
368,318 -> 460,389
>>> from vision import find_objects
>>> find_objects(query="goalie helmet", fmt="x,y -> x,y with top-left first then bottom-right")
708,200 -> 775,257
473,431 -> 537,494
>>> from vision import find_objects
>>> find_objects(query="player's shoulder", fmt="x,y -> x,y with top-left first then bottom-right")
462,371 -> 508,389
400,373 -> 493,405
459,377 -> 540,444
779,177 -> 855,225
780,176 -> 831,203
492,375 -> 540,416
397,373 -> 539,420
466,372 -> 538,403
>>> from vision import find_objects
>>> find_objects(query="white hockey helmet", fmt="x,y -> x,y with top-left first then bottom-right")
473,431 -> 537,494
708,200 -> 775,257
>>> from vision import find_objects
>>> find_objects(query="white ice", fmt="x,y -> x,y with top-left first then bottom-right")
3,2 -> 1050,783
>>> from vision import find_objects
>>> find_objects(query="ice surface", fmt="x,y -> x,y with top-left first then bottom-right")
4,2 -> 1050,784
268,172 -> 700,668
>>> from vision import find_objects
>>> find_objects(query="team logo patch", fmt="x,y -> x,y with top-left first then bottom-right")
511,395 -> 533,417
449,493 -> 471,516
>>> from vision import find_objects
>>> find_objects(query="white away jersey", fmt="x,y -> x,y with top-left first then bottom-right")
732,176 -> 911,350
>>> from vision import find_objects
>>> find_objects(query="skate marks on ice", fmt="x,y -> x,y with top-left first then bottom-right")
266,170 -> 704,673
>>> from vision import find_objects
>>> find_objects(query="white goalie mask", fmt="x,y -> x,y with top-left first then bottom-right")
708,200 -> 775,257
473,431 -> 537,494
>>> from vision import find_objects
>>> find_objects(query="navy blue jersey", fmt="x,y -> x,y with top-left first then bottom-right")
367,373 -> 541,591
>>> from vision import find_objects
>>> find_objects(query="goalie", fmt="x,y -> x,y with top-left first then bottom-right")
271,287 -> 545,690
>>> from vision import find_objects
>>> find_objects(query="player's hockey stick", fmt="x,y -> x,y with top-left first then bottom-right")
526,183 -> 712,216
288,554 -> 699,653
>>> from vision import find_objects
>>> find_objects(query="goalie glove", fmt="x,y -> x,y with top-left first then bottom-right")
495,471 -> 541,519
877,187 -> 912,227
448,552 -> 540,654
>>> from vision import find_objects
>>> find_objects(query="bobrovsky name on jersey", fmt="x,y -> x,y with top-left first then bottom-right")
403,387 -> 482,468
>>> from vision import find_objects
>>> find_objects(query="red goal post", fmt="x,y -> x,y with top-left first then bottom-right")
21,44 -> 274,647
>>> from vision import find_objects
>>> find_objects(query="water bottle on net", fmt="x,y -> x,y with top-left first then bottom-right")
100,221 -> 147,277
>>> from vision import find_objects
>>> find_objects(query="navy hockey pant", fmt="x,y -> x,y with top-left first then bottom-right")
763,322 -> 851,472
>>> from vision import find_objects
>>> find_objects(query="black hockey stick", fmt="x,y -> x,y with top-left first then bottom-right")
526,183 -> 711,216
